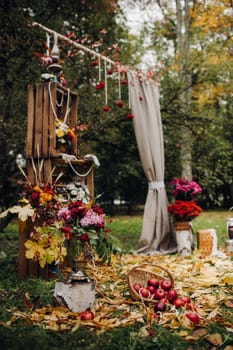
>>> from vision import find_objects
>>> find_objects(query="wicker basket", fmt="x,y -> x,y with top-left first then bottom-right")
197,229 -> 214,256
175,221 -> 190,231
127,264 -> 174,303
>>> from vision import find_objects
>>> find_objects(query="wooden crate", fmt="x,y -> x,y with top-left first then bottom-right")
18,83 -> 94,279
27,82 -> 78,159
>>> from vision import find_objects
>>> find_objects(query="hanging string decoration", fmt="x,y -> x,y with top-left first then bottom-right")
48,82 -> 76,149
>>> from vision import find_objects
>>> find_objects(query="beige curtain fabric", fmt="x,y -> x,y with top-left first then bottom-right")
127,71 -> 177,255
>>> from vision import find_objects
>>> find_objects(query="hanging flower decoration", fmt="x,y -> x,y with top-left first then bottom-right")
91,59 -> 99,67
96,81 -> 105,90
126,113 -> 134,119
117,100 -> 124,108
103,106 -> 111,112
121,78 -> 128,85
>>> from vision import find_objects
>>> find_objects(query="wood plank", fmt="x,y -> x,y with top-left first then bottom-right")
70,92 -> 78,156
38,265 -> 48,280
43,159 -> 52,184
29,261 -> 39,278
34,84 -> 43,157
49,83 -> 56,155
26,85 -> 35,158
18,219 -> 29,278
42,84 -> 49,158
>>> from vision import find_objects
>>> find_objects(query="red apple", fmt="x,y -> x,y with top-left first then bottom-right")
147,278 -> 160,289
167,289 -> 178,302
139,287 -> 150,299
186,302 -> 197,311
159,297 -> 169,304
154,301 -> 167,312
186,312 -> 200,324
182,296 -> 191,304
80,310 -> 94,320
147,286 -> 156,294
160,279 -> 173,291
173,297 -> 185,309
154,288 -> 166,300
133,283 -> 142,293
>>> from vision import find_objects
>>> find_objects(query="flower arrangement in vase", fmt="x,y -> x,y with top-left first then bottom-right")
168,178 -> 202,256
168,178 -> 202,224
17,162 -> 121,270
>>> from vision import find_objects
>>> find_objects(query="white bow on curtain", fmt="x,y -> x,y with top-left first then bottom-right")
127,71 -> 177,255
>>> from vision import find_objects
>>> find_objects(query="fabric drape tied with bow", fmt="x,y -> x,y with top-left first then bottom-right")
127,71 -> 177,255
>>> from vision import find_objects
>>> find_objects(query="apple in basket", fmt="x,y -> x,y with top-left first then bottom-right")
146,285 -> 156,295
160,279 -> 173,291
167,289 -> 178,302
133,283 -> 142,293
147,278 -> 160,289
139,288 -> 150,299
153,288 -> 166,300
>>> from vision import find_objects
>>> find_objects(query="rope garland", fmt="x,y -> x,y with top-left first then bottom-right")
48,81 -> 70,123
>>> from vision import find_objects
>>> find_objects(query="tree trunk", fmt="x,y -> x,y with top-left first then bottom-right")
176,0 -> 192,180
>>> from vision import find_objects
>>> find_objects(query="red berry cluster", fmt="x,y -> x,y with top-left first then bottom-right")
133,278 -> 200,324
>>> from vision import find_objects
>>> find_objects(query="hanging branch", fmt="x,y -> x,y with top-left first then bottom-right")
31,21 -> 116,67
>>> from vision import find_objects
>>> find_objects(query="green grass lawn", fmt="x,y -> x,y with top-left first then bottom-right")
109,210 -> 231,253
0,210 -> 233,350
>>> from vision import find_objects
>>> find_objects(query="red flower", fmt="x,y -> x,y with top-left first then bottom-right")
79,234 -> 89,242
96,81 -> 104,90
61,226 -> 72,240
91,60 -> 99,66
168,200 -> 202,221
92,204 -> 103,215
117,99 -> 124,108
103,106 -> 111,112
68,201 -> 86,218
107,69 -> 113,75
126,113 -> 134,119
121,79 -> 128,85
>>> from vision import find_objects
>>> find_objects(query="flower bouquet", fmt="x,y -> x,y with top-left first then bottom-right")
22,180 -> 120,269
168,178 -> 202,256
168,178 -> 202,223
168,200 -> 202,222
169,178 -> 202,201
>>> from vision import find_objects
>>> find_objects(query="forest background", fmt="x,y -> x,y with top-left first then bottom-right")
0,0 -> 233,217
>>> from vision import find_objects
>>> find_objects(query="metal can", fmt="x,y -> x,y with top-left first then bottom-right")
226,218 -> 233,239
225,239 -> 233,253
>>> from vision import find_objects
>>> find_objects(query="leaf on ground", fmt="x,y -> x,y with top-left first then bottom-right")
7,252 -> 233,334
205,333 -> 223,346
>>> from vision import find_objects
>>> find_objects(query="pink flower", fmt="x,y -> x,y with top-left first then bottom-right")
58,207 -> 72,221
